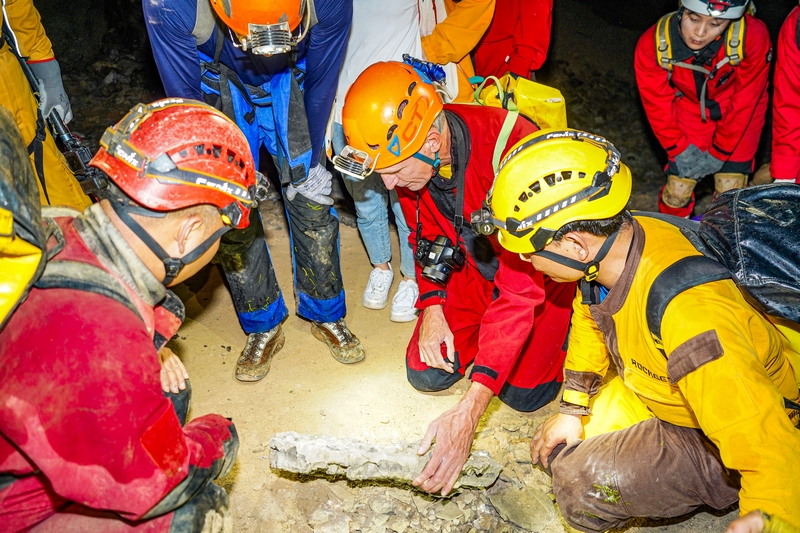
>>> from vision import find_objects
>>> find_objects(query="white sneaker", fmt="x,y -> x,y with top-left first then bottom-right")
391,279 -> 419,322
363,265 -> 394,310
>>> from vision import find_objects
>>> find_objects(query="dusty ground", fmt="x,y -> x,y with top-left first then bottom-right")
166,197 -> 738,533
44,0 -> 779,529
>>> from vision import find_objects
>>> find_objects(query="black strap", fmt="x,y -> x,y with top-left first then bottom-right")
3,21 -> 50,203
646,255 -> 731,357
35,260 -> 143,322
110,199 -> 229,285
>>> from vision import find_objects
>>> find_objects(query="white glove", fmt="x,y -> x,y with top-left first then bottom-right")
285,164 -> 334,205
28,59 -> 73,123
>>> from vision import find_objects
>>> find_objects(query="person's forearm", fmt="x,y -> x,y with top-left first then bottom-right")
460,381 -> 494,419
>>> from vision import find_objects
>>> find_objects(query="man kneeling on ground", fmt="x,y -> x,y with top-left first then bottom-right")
487,128 -> 800,532
0,99 -> 256,531
339,61 -> 575,495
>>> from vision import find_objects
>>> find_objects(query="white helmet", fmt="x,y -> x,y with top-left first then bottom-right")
680,0 -> 749,19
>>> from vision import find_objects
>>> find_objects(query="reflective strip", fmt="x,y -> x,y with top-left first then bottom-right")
563,389 -> 590,407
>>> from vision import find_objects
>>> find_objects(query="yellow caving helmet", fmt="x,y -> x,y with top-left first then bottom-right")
487,129 -> 632,255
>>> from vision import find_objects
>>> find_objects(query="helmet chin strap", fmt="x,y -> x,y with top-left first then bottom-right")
413,150 -> 441,176
109,197 -> 230,285
533,229 -> 620,303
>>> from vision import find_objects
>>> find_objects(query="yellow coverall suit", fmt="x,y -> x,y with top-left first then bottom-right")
420,0 -> 495,102
0,0 -> 90,209
550,216 -> 800,532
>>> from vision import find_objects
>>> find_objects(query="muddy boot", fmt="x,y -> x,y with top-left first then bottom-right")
658,174 -> 697,218
750,163 -> 773,186
311,318 -> 366,364
236,325 -> 285,382
714,173 -> 748,200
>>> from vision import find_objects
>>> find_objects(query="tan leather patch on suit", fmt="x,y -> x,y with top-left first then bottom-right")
667,330 -> 724,385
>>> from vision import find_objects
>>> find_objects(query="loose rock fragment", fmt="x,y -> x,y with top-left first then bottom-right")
270,432 -> 502,490
488,485 -> 557,530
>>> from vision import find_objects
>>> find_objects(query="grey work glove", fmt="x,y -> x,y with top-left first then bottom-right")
28,59 -> 73,123
695,151 -> 724,178
672,144 -> 707,180
285,164 -> 334,205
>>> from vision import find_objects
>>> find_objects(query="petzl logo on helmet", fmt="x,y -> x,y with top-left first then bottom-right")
388,134 -> 401,157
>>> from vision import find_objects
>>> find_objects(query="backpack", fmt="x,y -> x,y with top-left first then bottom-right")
639,183 -> 800,356
654,11 -> 747,121
0,108 -> 140,331
472,74 -> 568,172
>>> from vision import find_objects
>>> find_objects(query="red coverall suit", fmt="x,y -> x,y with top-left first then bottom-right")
634,13 -> 770,216
771,6 -> 800,183
397,104 -> 575,411
0,205 -> 238,532
473,0 -> 553,79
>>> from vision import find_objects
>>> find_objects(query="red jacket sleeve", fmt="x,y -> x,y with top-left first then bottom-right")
634,25 -> 691,158
470,248 -> 546,394
0,290 -> 236,520
771,7 -> 800,182
507,0 -> 553,75
708,16 -> 771,161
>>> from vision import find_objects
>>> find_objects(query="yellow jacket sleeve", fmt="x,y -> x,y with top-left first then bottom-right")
2,0 -> 54,61
561,286 -> 610,410
420,0 -> 495,64
663,289 -> 800,528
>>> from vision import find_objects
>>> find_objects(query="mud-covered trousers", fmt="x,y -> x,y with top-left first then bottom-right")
550,378 -> 740,533
217,189 -> 345,334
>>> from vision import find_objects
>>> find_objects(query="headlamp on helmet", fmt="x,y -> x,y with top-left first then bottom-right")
680,0 -> 749,19
332,146 -> 377,180
211,0 -> 311,56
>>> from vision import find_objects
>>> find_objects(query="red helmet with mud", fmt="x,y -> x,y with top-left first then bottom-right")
90,98 -> 256,229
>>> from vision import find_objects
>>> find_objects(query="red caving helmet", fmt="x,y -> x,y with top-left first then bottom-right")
89,98 -> 256,229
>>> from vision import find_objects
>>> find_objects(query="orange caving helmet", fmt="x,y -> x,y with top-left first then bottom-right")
90,98 -> 257,229
209,0 -> 308,55
339,61 -> 444,176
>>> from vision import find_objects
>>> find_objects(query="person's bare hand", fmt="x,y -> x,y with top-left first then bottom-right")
418,305 -> 455,373
725,511 -> 765,533
413,384 -> 493,496
159,346 -> 188,394
530,413 -> 583,469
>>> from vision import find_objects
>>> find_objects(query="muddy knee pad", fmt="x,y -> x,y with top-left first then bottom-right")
750,163 -> 773,186
217,208 -> 262,272
714,172 -> 747,194
551,418 -> 739,532
168,483 -> 232,533
661,175 -> 697,209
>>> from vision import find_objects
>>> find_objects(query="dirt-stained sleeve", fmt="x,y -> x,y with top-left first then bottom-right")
560,287 -> 609,413
663,288 -> 800,527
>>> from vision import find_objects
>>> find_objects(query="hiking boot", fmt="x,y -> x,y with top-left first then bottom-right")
390,279 -> 419,323
363,265 -> 394,310
311,318 -> 365,364
235,325 -> 285,382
